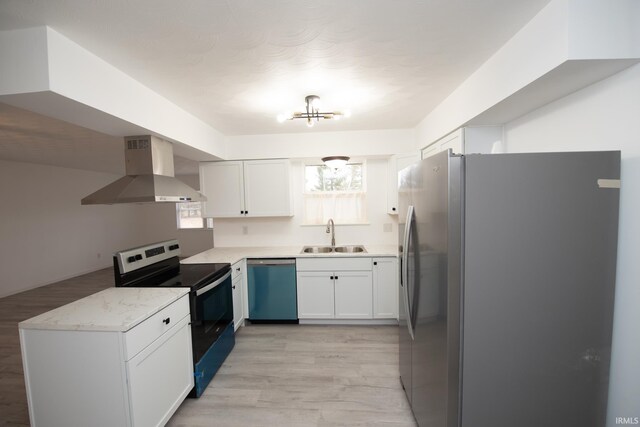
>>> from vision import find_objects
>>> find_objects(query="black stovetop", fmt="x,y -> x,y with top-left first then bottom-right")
177,263 -> 231,289
116,256 -> 230,290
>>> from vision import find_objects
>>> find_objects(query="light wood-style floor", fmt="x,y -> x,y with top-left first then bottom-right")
0,269 -> 416,427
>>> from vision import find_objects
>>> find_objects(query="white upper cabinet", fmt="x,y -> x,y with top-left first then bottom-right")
200,161 -> 245,217
387,152 -> 420,215
243,159 -> 292,217
200,159 -> 293,218
421,126 -> 503,159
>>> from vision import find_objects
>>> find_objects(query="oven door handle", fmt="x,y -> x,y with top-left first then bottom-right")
196,270 -> 232,296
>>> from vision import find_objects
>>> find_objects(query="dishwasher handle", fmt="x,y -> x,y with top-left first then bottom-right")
247,258 -> 296,266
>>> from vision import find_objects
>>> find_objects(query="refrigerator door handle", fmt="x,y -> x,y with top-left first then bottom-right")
402,205 -> 415,340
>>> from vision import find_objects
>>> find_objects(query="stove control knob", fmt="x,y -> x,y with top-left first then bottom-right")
127,256 -> 136,263
135,254 -> 143,261
169,244 -> 180,251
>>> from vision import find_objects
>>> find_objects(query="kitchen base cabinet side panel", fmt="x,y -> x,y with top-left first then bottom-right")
232,275 -> 244,330
127,315 -> 193,427
20,329 -> 130,427
296,272 -> 335,319
334,271 -> 373,319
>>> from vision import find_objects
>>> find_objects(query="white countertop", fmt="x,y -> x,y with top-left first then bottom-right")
181,244 -> 398,265
19,287 -> 190,332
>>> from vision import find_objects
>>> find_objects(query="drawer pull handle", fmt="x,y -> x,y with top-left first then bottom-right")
163,317 -> 171,325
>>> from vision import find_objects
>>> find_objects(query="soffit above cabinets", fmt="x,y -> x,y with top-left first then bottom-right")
0,0 -> 551,135
0,103 -> 200,175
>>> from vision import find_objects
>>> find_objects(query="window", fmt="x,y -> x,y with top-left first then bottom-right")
176,202 -> 212,229
303,163 -> 367,225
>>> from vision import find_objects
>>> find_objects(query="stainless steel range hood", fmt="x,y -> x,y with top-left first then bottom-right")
81,135 -> 206,204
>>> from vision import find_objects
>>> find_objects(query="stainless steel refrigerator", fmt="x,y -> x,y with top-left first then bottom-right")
398,150 -> 620,427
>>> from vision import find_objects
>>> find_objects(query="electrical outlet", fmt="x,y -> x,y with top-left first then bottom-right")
383,223 -> 392,233
242,226 -> 248,235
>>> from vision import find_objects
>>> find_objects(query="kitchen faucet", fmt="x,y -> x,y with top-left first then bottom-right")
326,219 -> 335,247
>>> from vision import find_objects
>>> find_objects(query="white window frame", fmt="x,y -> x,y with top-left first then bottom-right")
302,160 -> 368,226
175,202 -> 213,230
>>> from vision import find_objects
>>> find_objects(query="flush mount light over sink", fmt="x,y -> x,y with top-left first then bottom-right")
277,95 -> 351,127
322,156 -> 350,170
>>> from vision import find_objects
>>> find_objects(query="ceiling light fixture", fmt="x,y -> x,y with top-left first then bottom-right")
277,95 -> 349,127
322,156 -> 350,170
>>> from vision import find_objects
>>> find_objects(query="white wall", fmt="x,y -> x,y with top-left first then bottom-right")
503,63 -> 640,425
0,162 -> 212,297
212,158 -> 397,247
0,160 -> 145,297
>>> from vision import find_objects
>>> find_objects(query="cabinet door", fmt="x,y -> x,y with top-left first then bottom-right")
438,128 -> 464,154
334,271 -> 373,319
387,152 -> 420,215
421,143 -> 438,160
127,315 -> 194,427
297,272 -> 335,319
200,161 -> 245,217
373,258 -> 399,319
243,159 -> 292,217
232,275 -> 243,331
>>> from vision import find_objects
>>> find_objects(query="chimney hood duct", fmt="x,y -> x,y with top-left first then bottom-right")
81,135 -> 206,205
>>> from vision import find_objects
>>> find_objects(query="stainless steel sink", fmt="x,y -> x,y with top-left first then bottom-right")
300,245 -> 367,254
334,245 -> 367,253
301,246 -> 334,253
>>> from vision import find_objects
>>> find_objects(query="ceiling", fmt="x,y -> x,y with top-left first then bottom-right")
0,0 -> 551,136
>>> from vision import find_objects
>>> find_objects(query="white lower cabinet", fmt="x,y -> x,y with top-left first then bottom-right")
127,316 -> 193,427
334,271 -> 373,319
297,271 -> 336,318
372,257 -> 399,319
231,260 -> 245,331
20,294 -> 193,427
296,257 -> 395,321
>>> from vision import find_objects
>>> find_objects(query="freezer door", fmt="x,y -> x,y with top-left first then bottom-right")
398,163 -> 415,405
461,151 -> 620,427
411,150 -> 462,427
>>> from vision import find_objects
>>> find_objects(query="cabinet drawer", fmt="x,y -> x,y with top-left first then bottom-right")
124,294 -> 190,360
296,257 -> 372,272
231,261 -> 243,280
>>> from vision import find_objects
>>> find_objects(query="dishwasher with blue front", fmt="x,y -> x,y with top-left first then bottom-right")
247,258 -> 298,323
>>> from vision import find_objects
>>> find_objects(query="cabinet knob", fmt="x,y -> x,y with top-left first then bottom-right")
162,317 -> 171,325
330,276 -> 334,280
335,276 -> 339,280
245,210 -> 248,215
236,267 -> 241,271
232,285 -> 236,289
392,207 -> 396,211
373,262 -> 377,265
240,210 -> 244,214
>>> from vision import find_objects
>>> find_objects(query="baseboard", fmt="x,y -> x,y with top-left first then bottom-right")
299,319 -> 399,326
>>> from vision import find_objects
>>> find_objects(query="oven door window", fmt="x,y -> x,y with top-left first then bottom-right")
191,276 -> 233,362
